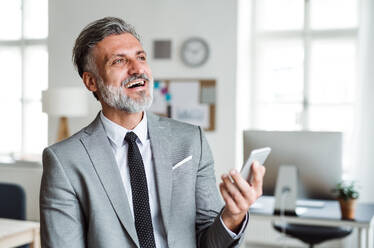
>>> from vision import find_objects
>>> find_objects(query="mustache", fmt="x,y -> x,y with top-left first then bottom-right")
121,73 -> 150,87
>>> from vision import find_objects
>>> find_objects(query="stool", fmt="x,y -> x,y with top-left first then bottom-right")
273,222 -> 352,248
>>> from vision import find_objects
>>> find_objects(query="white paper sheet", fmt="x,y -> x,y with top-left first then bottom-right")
169,81 -> 200,106
171,104 -> 209,128
200,86 -> 215,104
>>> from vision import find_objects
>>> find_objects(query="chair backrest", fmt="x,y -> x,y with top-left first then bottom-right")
0,182 -> 26,220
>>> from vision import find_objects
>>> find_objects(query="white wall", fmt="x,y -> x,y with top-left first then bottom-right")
354,0 -> 374,202
48,0 -> 239,178
236,0 -> 252,169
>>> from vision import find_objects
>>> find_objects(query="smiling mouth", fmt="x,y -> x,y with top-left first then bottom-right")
124,80 -> 146,89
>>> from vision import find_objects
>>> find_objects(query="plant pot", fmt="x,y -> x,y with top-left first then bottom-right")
338,198 -> 356,220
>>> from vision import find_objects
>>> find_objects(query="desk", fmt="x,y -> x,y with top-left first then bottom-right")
0,218 -> 40,248
250,196 -> 374,248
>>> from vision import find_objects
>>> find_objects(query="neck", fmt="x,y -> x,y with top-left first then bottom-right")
101,104 -> 143,130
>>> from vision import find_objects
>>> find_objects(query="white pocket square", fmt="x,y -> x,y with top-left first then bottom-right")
173,155 -> 192,170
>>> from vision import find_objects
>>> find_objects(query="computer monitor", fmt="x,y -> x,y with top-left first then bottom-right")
243,130 -> 343,200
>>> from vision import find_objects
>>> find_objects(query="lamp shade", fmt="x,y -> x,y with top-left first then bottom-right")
42,87 -> 88,117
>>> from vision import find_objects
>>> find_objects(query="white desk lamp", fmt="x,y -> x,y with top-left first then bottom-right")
42,87 -> 88,142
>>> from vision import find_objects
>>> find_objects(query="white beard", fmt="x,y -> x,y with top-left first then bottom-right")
96,77 -> 153,113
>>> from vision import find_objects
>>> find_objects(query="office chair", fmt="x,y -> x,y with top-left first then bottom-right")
0,182 -> 28,248
273,222 -> 352,248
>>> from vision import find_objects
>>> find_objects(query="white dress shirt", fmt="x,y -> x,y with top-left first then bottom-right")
100,111 -> 246,247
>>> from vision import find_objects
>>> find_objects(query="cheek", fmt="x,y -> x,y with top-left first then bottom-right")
104,69 -> 128,84
144,66 -> 153,78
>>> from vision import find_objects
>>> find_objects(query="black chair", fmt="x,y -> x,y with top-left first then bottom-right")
0,182 -> 28,248
273,222 -> 352,248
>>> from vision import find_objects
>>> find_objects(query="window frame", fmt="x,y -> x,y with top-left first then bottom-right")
0,0 -> 48,160
249,0 -> 359,173
250,0 -> 359,130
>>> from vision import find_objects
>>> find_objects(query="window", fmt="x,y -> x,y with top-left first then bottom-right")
251,0 -> 358,171
0,0 -> 48,161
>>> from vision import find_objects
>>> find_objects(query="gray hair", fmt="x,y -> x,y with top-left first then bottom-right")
72,17 -> 140,99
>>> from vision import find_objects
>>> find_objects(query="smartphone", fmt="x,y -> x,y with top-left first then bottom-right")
241,147 -> 271,181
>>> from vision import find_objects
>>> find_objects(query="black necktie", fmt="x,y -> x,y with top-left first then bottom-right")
125,132 -> 156,248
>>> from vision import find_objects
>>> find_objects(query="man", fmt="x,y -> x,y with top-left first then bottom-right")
40,17 -> 265,248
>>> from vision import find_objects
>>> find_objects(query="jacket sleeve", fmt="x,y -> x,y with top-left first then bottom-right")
40,147 -> 86,247
195,127 -> 248,248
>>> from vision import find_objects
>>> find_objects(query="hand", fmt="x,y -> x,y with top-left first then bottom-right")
219,161 -> 265,233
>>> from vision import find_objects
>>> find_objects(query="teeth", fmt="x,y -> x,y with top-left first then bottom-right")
126,80 -> 145,88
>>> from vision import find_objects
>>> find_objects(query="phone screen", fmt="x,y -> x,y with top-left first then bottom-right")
241,147 -> 271,181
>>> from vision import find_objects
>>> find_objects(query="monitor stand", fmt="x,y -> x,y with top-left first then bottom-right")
273,165 -> 298,216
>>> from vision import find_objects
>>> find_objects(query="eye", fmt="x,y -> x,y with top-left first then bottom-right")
112,58 -> 126,65
138,55 -> 146,61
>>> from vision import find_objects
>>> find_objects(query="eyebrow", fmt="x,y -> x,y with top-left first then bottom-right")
107,50 -> 147,61
137,50 -> 147,56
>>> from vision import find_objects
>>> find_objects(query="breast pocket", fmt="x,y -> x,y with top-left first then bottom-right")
172,156 -> 196,176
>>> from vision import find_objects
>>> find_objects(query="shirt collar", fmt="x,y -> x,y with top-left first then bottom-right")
100,111 -> 148,147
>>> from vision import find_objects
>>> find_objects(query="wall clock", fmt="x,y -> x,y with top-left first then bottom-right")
180,37 -> 210,67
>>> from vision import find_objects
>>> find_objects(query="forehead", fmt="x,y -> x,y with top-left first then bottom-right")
93,33 -> 144,60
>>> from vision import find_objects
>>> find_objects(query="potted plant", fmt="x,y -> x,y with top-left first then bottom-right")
333,181 -> 360,220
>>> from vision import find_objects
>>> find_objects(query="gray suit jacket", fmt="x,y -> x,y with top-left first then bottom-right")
40,112 -> 247,247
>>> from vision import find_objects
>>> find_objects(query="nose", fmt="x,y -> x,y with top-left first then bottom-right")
128,59 -> 144,76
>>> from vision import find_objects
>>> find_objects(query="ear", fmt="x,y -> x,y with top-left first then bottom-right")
82,71 -> 98,93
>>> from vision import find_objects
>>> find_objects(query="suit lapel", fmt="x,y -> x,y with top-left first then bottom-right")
80,114 -> 139,247
147,112 -> 173,243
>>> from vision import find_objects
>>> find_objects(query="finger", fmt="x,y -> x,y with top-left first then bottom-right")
229,169 -> 251,199
229,170 -> 259,204
251,161 -> 265,184
251,161 -> 266,196
219,183 -> 240,214
221,174 -> 248,210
